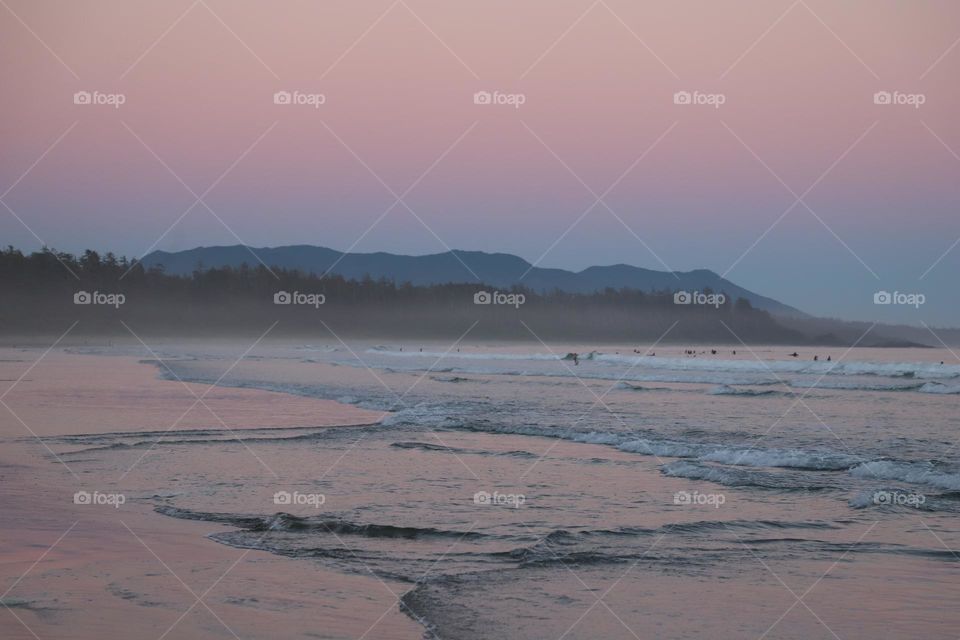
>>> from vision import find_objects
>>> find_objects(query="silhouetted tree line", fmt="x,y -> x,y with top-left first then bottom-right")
0,247 -> 806,343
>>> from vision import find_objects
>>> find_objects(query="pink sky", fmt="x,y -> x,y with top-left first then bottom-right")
1,0 -> 959,322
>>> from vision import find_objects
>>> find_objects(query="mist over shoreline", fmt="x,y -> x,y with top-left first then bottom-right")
1,246 -> 952,346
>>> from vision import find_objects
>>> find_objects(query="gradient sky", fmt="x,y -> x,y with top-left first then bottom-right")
2,0 -> 959,325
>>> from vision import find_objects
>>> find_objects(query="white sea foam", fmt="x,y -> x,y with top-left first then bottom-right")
789,379 -> 925,392
452,422 -> 865,473
849,461 -> 960,491
918,381 -> 960,394
707,385 -> 780,397
661,461 -> 754,486
701,448 -> 860,470
368,349 -> 958,378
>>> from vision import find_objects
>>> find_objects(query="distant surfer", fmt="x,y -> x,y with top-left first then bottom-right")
789,352 -> 799,358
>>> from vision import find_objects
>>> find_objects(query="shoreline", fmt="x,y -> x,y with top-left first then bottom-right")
0,349 -> 423,640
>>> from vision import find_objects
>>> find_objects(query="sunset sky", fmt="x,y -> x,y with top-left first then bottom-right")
2,0 -> 959,324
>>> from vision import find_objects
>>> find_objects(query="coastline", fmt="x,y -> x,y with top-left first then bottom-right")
0,349 -> 423,640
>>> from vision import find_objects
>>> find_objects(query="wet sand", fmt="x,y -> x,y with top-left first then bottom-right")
0,349 -> 422,640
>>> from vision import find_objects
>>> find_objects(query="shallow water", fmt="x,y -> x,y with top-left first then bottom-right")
23,342 -> 960,638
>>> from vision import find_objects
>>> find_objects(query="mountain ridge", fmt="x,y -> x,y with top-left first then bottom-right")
141,244 -> 805,316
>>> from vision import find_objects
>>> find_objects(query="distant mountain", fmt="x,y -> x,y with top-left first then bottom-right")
141,245 -> 805,316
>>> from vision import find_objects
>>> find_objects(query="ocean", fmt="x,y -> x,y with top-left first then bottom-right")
47,342 -> 960,638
